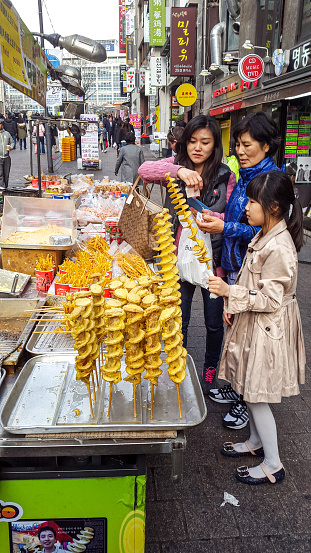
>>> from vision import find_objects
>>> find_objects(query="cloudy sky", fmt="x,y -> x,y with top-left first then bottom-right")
12,0 -> 119,41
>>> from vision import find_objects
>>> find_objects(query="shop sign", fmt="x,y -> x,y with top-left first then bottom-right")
45,48 -> 62,69
144,5 -> 150,43
213,76 -> 259,102
126,38 -> 134,65
271,41 -> 311,77
145,70 -> 156,96
120,64 -> 127,97
119,0 -> 126,53
46,86 -> 62,107
0,1 -> 47,106
238,54 -> 264,82
149,0 -> 166,47
176,83 -> 197,106
146,111 -> 157,127
150,56 -> 166,87
126,69 -> 135,92
139,68 -> 145,89
209,101 -> 243,116
126,8 -> 135,35
170,7 -> 196,76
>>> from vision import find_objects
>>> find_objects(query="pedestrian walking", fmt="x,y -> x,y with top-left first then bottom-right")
139,115 -> 236,393
98,122 -> 107,152
4,113 -> 17,149
208,171 -> 305,485
115,131 -> 145,183
32,122 -> 46,154
114,118 -> 124,154
0,117 -> 14,189
17,116 -> 27,150
51,124 -> 59,153
166,126 -> 184,157
106,116 -> 115,147
195,112 -> 281,430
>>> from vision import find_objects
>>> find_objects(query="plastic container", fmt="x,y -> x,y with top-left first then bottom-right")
35,267 -> 55,292
55,282 -> 70,296
32,179 -> 48,190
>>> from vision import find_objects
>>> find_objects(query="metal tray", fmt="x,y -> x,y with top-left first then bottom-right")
0,299 -> 41,366
26,315 -> 75,355
1,353 -> 206,434
0,241 -> 76,251
0,368 -> 6,387
0,269 -> 31,298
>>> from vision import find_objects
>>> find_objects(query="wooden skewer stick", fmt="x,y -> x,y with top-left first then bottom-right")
86,381 -> 94,419
176,383 -> 182,419
91,372 -> 96,402
94,365 -> 99,387
108,382 -> 113,418
150,383 -> 154,420
134,383 -> 137,418
32,330 -> 71,334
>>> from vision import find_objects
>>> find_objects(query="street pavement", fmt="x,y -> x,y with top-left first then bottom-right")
5,143 -> 311,552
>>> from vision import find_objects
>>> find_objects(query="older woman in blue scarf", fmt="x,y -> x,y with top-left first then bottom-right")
194,111 -> 281,429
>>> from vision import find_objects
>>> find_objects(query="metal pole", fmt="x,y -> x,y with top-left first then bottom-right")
28,119 -> 33,177
36,122 -> 42,198
45,120 -> 54,174
38,0 -> 44,48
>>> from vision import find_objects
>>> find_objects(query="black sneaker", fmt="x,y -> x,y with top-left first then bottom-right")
201,366 -> 216,394
222,400 -> 249,430
208,384 -> 241,404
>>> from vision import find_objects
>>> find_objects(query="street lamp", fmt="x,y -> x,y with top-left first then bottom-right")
242,40 -> 270,61
199,69 -> 211,76
32,33 -> 107,63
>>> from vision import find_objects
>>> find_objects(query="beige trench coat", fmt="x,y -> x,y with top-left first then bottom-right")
218,219 -> 306,403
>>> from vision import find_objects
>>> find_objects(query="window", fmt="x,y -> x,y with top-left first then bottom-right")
298,0 -> 311,42
256,0 -> 284,53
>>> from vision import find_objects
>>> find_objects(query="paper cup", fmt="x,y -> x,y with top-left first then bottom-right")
35,268 -> 55,292
69,285 -> 90,293
55,282 -> 70,296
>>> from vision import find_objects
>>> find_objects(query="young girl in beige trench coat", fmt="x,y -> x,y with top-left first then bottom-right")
208,171 -> 306,485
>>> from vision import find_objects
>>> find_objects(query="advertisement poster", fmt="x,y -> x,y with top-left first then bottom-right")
119,0 -> 126,53
150,56 -> 166,87
81,123 -> 99,168
285,115 -> 311,159
46,86 -> 62,107
10,518 -> 106,552
119,64 -> 127,97
0,0 -> 47,106
129,114 -> 141,145
295,157 -> 311,183
170,8 -> 196,76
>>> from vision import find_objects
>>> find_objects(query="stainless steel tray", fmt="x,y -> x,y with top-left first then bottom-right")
0,241 -> 76,251
0,299 -> 42,366
0,368 -> 6,387
1,353 -> 206,434
26,315 -> 75,355
0,269 -> 31,298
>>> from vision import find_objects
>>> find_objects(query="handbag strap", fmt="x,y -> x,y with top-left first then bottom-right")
142,180 -> 165,206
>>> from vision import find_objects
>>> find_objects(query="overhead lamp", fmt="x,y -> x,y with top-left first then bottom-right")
223,53 -> 239,63
242,40 -> 253,50
209,63 -> 220,71
199,69 -> 211,76
242,40 -> 270,60
32,32 -> 107,63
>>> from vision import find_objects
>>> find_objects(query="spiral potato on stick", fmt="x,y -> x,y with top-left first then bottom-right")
101,306 -> 126,417
123,303 -> 145,418
142,294 -> 163,419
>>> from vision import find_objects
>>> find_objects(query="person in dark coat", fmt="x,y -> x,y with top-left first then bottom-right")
4,114 -> 17,149
17,117 -> 27,149
106,116 -> 116,147
51,124 -> 59,152
114,118 -> 124,154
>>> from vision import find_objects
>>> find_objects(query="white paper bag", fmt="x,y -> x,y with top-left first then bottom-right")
177,213 -> 213,289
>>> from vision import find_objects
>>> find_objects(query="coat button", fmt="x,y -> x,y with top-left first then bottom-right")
248,247 -> 254,253
265,327 -> 270,331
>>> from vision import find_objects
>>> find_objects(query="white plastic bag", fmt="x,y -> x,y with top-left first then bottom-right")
177,213 -> 213,289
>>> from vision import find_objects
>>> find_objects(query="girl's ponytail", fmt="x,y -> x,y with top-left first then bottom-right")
287,197 -> 304,252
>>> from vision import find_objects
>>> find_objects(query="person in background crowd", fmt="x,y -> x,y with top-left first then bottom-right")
115,131 -> 145,183
102,112 -> 108,129
71,127 -> 81,157
4,113 -> 17,149
114,117 -> 124,154
51,124 -> 59,153
209,171 -> 305,486
166,126 -> 185,157
17,116 -> 27,150
304,164 -> 310,182
296,163 -> 304,182
32,122 -> 46,154
124,117 -> 134,133
98,121 -> 107,152
194,111 -> 281,430
0,117 -> 14,189
226,138 -> 240,183
106,116 -> 116,147
139,115 -> 236,395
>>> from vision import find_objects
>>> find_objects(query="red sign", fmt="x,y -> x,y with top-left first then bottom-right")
209,101 -> 243,116
238,54 -> 264,82
170,8 -> 196,76
119,0 -> 126,54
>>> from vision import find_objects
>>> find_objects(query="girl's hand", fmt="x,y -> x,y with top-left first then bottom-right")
194,213 -> 224,234
176,167 -> 203,191
208,275 -> 230,297
223,311 -> 233,326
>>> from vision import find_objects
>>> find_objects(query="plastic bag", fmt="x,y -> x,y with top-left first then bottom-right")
177,213 -> 213,289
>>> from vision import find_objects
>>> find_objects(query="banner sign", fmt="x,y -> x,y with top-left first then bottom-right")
46,85 -> 62,107
126,9 -> 135,35
149,0 -> 166,47
120,64 -> 127,97
129,114 -> 141,145
150,56 -> 166,87
176,83 -> 197,106
145,70 -> 156,96
126,38 -> 134,65
139,68 -> 146,89
45,48 -> 62,68
126,69 -> 135,91
0,1 -> 47,106
119,0 -> 126,53
81,123 -> 99,168
170,8 -> 196,76
144,5 -> 150,43
238,54 -> 264,82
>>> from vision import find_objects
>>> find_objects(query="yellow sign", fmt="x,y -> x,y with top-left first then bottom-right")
176,83 -> 197,107
0,1 -> 47,106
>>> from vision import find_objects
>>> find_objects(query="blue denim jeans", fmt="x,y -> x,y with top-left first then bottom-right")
180,280 -> 224,368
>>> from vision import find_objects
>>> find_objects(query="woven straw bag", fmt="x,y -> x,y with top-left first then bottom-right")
119,177 -> 164,259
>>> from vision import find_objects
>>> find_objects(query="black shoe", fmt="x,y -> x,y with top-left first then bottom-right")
222,400 -> 249,430
208,383 -> 241,404
201,366 -> 216,394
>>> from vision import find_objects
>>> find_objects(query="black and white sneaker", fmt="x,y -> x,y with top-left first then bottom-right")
207,384 -> 241,404
222,400 -> 249,430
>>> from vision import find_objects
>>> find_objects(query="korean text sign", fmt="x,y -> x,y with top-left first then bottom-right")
119,0 -> 126,53
0,1 -> 47,106
149,0 -> 166,47
170,7 -> 196,76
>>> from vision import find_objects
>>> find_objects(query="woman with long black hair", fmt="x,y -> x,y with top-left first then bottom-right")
139,115 -> 236,393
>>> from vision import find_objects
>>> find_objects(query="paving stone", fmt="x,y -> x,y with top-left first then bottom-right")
285,460 -> 311,493
279,493 -> 311,534
291,432 -> 311,460
215,536 -> 275,552
161,540 -> 218,553
295,410 -> 311,431
270,534 -> 311,552
271,393 -> 310,411
274,410 -> 307,435
232,493 -> 290,537
154,465 -> 206,501
145,501 -> 186,543
144,544 -> 161,553
183,498 -> 239,539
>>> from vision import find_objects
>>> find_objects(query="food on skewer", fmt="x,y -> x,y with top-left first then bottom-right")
123,303 -> 145,418
143,294 -> 163,419
101,307 -> 126,417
